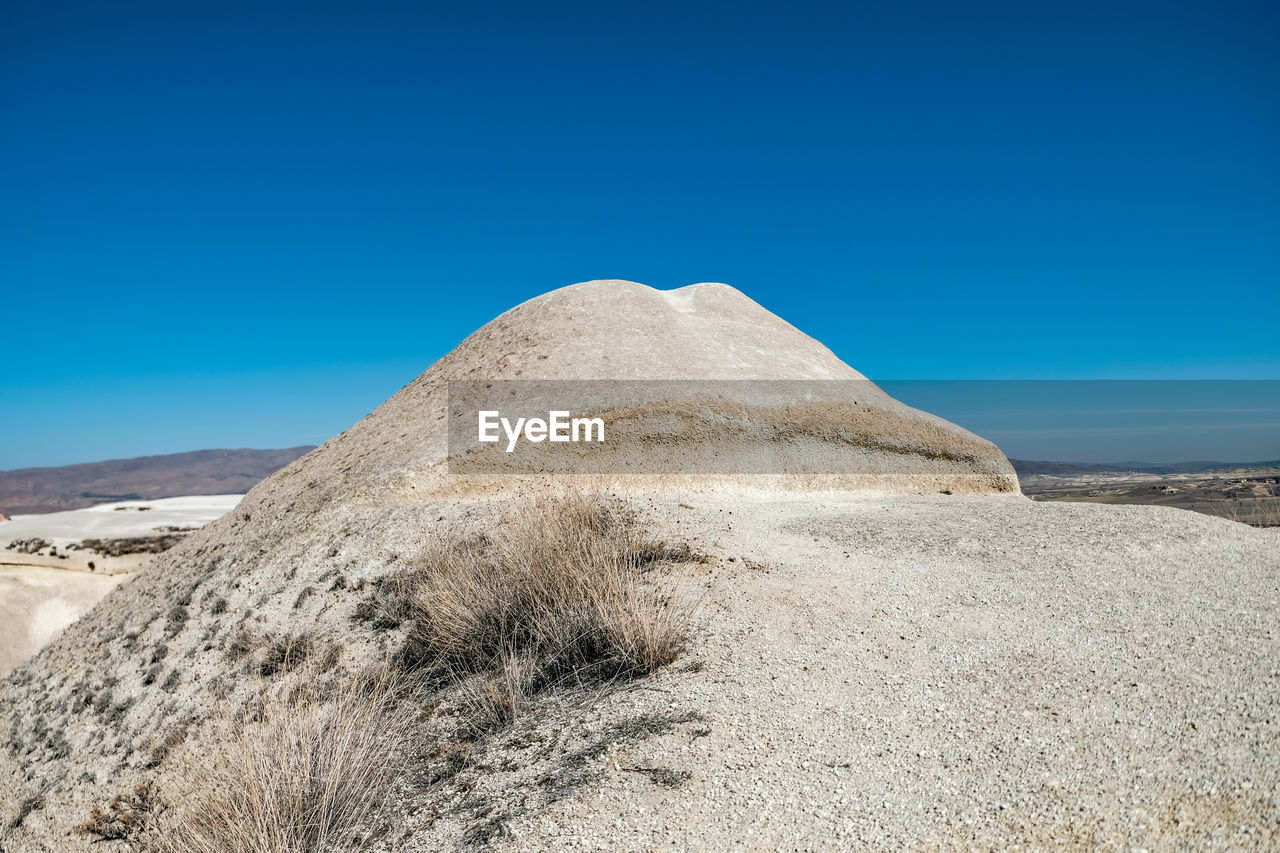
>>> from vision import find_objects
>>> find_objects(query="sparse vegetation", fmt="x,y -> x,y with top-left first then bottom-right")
6,537 -> 51,555
1226,498 -> 1280,528
147,722 -> 190,769
393,492 -> 695,727
8,792 -> 45,830
227,629 -> 255,661
75,780 -> 162,844
153,667 -> 413,853
69,534 -> 188,557
164,605 -> 189,638
67,493 -> 700,853
258,633 -> 312,677
293,585 -> 316,609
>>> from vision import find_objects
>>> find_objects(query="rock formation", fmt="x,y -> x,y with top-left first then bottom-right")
259,280 -> 1016,505
1,280 -> 1023,847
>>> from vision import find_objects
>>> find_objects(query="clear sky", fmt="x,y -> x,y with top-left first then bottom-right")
2,0 -> 1277,468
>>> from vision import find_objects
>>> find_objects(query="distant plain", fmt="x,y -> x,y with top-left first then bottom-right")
1017,461 -> 1280,527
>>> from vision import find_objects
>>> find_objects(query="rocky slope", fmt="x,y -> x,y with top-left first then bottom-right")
497,494 -> 1279,851
10,281 -> 1270,851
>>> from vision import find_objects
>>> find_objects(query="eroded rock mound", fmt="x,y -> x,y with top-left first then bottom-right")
264,280 -> 1016,504
0,280 -> 1016,848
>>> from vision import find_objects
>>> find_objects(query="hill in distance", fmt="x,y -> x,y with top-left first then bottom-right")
0,448 -> 315,516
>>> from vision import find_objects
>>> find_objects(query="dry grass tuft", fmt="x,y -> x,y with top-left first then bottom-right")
74,781 -> 162,844
449,648 -> 541,731
125,493 -> 696,851
153,666 -> 414,853
258,632 -> 312,677
1224,498 -> 1280,528
399,493 -> 693,700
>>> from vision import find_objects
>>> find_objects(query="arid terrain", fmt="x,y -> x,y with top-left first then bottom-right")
0,496 -> 242,677
1017,461 -> 1280,527
4,490 -> 1275,851
0,496 -> 244,575
1,282 -> 1274,852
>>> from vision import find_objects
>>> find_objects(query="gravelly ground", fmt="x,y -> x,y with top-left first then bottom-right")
486,493 -> 1279,852
4,491 -> 1275,852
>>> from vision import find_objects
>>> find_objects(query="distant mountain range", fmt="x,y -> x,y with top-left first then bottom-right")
1010,459 -> 1280,478
0,447 -> 315,515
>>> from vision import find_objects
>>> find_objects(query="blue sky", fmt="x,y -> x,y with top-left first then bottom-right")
2,0 -> 1277,468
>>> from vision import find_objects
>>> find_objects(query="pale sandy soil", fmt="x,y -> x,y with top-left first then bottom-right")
4,493 -> 1276,851
0,496 -> 242,677
0,495 -> 243,574
384,492 -> 1280,852
0,567 -> 131,677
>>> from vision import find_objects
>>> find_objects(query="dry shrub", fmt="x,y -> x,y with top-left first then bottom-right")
1224,498 -> 1280,528
451,648 -> 540,731
149,493 -> 694,850
74,781 -> 161,843
258,632 -> 312,677
401,493 -> 692,695
153,666 -> 413,853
